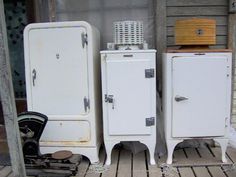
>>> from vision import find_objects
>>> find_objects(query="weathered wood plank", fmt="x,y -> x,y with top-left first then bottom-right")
167,36 -> 227,46
209,45 -> 227,49
147,151 -> 162,177
167,48 -> 231,53
197,147 -> 214,160
206,147 -> 231,165
208,166 -> 227,177
222,167 -> 236,177
232,99 -> 236,107
102,148 -> 120,177
75,157 -> 90,177
0,166 -> 12,177
185,148 -> 210,177
133,151 -> 147,177
178,167 -> 195,177
167,7 -> 228,17
117,149 -> 132,177
48,0 -> 56,22
0,1 -> 26,176
167,0 -> 227,7
6,171 -> 14,177
167,26 -> 227,37
148,164 -> 162,177
233,91 -> 236,99
172,148 -> 186,164
167,147 -> 231,166
231,115 -> 236,123
56,4 -> 148,14
6,172 -> 14,177
184,147 -> 200,159
232,108 -> 236,114
156,0 -> 166,90
167,45 -> 227,49
85,148 -> 106,177
211,147 -> 235,177
228,11 -> 236,132
193,167 -> 211,177
167,16 -> 228,27
33,0 -> 51,22
226,147 -> 236,162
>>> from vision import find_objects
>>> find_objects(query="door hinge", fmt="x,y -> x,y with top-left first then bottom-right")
226,65 -> 230,77
145,69 -> 154,78
81,33 -> 88,48
32,69 -> 37,86
146,117 -> 155,126
225,117 -> 228,127
104,94 -> 113,103
84,97 -> 90,112
105,94 -> 115,109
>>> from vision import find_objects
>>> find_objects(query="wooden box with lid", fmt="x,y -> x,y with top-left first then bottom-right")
175,18 -> 216,45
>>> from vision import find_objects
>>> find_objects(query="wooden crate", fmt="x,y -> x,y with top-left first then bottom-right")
175,18 -> 216,45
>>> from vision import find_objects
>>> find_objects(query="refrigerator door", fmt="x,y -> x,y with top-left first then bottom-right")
27,26 -> 89,116
172,55 -> 229,137
105,56 -> 155,135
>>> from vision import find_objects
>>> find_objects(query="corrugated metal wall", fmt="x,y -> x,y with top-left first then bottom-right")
55,0 -> 155,49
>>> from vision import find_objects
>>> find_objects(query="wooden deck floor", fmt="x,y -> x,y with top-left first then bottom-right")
1,146 -> 236,177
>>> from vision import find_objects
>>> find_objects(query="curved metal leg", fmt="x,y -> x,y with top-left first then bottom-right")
140,141 -> 156,165
214,138 -> 229,163
104,141 -> 118,165
166,140 -> 182,164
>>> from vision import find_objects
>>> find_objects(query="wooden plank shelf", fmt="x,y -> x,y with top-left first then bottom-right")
1,146 -> 236,177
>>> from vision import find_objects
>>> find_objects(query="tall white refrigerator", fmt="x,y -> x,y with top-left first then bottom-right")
24,21 -> 102,163
101,50 -> 157,165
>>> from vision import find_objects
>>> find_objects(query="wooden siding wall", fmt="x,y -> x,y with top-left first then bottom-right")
166,0 -> 228,49
229,11 -> 236,128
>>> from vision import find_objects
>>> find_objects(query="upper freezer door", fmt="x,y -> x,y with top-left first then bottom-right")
105,56 -> 155,135
28,27 -> 89,115
172,55 -> 229,137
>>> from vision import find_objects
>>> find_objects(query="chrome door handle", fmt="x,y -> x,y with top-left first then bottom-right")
32,69 -> 36,86
175,95 -> 188,102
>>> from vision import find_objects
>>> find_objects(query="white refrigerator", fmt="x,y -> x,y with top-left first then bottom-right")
24,21 -> 102,163
163,52 -> 232,164
101,50 -> 157,165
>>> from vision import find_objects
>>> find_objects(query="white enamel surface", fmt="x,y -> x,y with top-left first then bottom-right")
41,120 -> 90,142
28,27 -> 88,115
172,56 -> 229,137
163,52 -> 232,164
101,50 -> 156,165
106,58 -> 153,135
24,21 -> 102,163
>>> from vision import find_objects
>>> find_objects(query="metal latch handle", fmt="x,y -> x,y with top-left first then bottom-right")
81,33 -> 88,48
32,69 -> 36,86
105,94 -> 115,109
175,95 -> 188,102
